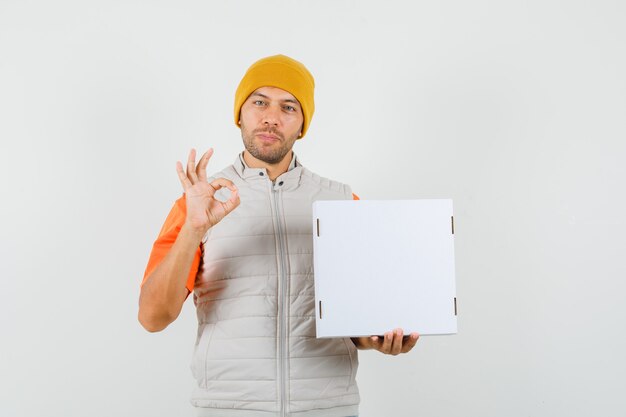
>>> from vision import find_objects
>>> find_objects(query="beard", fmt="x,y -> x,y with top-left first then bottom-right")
241,123 -> 298,165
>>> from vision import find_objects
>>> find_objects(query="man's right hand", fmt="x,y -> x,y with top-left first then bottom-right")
138,148 -> 240,333
176,148 -> 240,234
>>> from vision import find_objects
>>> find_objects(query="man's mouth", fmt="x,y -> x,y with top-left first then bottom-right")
255,130 -> 283,142
258,133 -> 279,140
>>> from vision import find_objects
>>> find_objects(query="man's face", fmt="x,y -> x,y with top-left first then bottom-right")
239,86 -> 304,165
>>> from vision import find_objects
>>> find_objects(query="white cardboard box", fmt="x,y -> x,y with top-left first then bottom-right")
312,200 -> 457,337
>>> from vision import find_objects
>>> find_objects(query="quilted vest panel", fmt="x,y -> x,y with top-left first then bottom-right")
190,155 -> 360,416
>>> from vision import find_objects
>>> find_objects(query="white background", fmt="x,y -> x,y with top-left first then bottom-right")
1,1 -> 625,416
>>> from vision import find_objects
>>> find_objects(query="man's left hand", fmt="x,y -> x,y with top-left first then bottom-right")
351,329 -> 419,355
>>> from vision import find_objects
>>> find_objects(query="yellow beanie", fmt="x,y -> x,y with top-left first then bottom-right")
234,55 -> 315,138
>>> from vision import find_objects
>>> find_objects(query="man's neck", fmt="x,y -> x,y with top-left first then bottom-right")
242,150 -> 293,181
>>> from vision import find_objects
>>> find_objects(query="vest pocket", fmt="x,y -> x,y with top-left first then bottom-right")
191,323 -> 215,389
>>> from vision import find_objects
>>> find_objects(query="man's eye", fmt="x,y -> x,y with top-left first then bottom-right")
254,100 -> 265,106
284,106 -> 295,112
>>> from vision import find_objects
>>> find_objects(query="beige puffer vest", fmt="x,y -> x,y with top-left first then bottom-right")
190,154 -> 360,417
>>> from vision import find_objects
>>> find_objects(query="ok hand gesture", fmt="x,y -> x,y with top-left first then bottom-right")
176,148 -> 240,234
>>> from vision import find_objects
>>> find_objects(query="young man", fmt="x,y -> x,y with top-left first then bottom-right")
139,55 -> 419,417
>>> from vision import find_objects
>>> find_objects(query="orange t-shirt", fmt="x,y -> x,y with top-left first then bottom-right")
142,197 -> 201,293
143,193 -> 360,293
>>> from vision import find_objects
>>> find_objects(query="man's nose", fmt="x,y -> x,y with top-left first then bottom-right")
262,105 -> 280,126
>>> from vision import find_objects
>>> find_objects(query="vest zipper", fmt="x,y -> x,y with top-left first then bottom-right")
271,183 -> 289,417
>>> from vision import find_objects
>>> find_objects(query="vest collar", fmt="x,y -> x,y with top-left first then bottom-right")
234,152 -> 303,191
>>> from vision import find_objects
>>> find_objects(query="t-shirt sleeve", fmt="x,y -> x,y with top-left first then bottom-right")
141,196 -> 201,293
